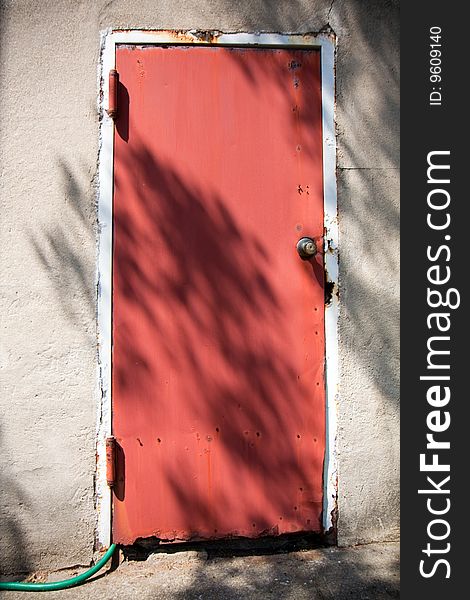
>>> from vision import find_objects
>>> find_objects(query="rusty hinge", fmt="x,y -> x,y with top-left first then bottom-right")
107,69 -> 119,119
105,435 -> 116,487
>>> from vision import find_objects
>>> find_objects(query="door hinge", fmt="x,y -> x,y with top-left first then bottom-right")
107,69 -> 119,119
105,435 -> 116,487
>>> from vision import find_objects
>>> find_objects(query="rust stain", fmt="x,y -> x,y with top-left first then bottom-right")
207,449 -> 212,485
191,30 -> 221,43
137,58 -> 145,80
107,69 -> 119,119
288,60 -> 302,71
161,30 -> 222,44
105,436 -> 116,487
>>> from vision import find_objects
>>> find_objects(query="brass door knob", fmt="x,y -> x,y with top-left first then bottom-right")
296,237 -> 316,259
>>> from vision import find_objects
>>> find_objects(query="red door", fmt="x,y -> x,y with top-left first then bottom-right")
112,45 -> 325,545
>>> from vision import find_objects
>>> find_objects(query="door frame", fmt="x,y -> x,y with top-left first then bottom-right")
95,29 -> 339,549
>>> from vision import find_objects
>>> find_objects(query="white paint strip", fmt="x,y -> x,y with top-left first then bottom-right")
96,30 -> 339,546
95,28 -> 116,550
319,38 -> 340,533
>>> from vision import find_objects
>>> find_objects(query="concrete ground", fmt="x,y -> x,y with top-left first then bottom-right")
1,542 -> 399,599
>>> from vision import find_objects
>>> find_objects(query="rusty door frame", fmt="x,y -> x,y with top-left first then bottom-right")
96,29 -> 339,550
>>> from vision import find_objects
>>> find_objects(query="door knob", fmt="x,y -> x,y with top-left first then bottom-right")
296,237 -> 317,259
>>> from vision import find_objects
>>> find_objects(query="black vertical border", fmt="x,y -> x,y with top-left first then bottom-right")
401,2 -> 468,597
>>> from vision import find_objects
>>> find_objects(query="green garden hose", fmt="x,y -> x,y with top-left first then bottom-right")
0,543 -> 117,592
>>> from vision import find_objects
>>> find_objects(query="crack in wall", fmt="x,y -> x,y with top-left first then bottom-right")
328,0 -> 336,24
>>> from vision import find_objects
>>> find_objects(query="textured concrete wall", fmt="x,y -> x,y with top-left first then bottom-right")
331,0 -> 400,545
0,0 -> 399,573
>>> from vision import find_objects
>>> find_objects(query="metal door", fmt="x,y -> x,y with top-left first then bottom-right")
112,44 -> 325,544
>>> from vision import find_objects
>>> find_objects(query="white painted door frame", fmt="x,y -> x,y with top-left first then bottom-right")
95,29 -> 338,549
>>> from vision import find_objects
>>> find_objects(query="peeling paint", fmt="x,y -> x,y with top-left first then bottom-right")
324,280 -> 335,306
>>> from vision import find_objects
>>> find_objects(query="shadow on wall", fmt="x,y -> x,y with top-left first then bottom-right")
0,424 -> 32,580
333,0 -> 400,407
29,159 -> 96,339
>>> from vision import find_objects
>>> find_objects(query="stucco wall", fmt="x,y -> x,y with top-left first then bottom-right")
0,0 -> 399,573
